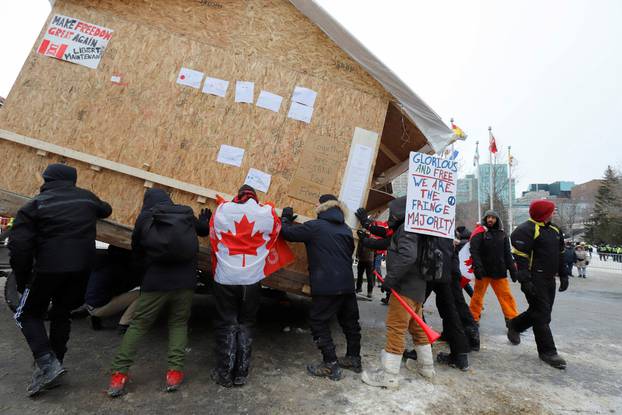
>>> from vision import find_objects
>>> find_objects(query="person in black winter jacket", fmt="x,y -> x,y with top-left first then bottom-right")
280,194 -> 361,381
509,199 -> 569,369
9,163 -> 112,396
108,188 -> 210,397
469,211 -> 521,344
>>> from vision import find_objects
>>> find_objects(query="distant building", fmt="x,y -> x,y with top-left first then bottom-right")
457,174 -> 478,203
524,181 -> 575,198
392,172 -> 408,197
478,163 -> 516,205
572,180 -> 601,202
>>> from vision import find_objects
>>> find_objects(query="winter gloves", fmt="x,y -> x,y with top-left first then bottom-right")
281,207 -> 297,223
199,208 -> 212,224
355,208 -> 372,229
558,276 -> 569,292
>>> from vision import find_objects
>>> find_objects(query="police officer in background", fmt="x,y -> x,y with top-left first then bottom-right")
509,199 -> 569,369
9,163 -> 112,396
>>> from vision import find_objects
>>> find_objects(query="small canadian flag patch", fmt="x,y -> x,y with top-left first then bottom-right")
38,39 -> 68,59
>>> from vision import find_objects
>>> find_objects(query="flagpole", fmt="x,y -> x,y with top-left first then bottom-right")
488,126 -> 494,210
508,145 -> 513,231
475,140 -> 482,220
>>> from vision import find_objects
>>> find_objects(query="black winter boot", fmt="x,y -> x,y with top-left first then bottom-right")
402,349 -> 418,360
306,361 -> 343,381
436,352 -> 469,371
337,355 -> 362,373
27,353 -> 66,397
212,327 -> 238,388
539,353 -> 567,369
465,326 -> 480,352
233,326 -> 253,386
506,319 -> 521,345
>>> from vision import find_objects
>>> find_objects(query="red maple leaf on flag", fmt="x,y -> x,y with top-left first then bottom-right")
464,257 -> 474,274
219,215 -> 266,267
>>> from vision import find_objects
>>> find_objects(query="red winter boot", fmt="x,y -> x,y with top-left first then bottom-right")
107,372 -> 129,398
166,370 -> 184,392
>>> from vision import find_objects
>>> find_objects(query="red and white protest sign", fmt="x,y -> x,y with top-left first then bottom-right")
405,151 -> 458,239
38,15 -> 113,69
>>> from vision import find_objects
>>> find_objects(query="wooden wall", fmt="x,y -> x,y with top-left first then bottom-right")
0,0 -> 397,278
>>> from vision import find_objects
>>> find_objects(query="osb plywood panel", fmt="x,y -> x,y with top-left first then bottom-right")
0,0 -> 388,223
66,0 -> 387,97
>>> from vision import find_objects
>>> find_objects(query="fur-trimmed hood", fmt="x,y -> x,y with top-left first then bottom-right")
316,199 -> 347,224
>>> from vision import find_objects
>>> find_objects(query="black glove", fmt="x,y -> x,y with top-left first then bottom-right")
281,207 -> 297,223
381,277 -> 398,293
355,208 -> 372,229
558,277 -> 569,292
514,269 -> 531,284
356,230 -> 367,239
198,208 -> 212,223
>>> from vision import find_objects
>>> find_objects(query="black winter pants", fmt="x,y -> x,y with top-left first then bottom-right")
450,276 -> 477,332
309,294 -> 361,363
512,277 -> 557,355
213,282 -> 262,380
356,261 -> 375,294
15,271 -> 90,361
425,281 -> 469,355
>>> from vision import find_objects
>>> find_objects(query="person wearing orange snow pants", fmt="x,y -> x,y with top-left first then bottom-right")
468,211 -> 521,345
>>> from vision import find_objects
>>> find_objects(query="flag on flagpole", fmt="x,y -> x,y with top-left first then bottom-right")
489,130 -> 498,154
451,118 -> 467,140
473,144 -> 480,167
449,149 -> 459,160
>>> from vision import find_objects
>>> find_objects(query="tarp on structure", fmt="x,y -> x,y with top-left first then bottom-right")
289,0 -> 454,154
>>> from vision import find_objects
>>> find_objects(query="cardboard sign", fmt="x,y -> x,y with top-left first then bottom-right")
405,151 -> 458,239
38,15 -> 113,69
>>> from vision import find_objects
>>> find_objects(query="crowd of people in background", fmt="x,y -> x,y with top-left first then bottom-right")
5,163 -> 573,398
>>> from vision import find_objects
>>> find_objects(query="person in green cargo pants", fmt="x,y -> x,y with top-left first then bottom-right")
110,289 -> 194,374
107,189 -> 210,397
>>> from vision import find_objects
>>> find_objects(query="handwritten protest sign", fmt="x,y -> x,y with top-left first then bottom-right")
405,151 -> 458,239
38,15 -> 113,69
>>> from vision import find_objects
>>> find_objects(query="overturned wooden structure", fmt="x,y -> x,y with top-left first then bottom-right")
0,0 -> 453,295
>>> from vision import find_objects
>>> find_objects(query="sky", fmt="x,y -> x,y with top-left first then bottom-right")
1,0 -> 621,194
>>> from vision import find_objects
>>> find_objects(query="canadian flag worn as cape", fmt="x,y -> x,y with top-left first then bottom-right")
210,197 -> 294,285
458,225 -> 486,282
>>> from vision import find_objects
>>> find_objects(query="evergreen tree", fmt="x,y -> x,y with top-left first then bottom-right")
585,166 -> 622,244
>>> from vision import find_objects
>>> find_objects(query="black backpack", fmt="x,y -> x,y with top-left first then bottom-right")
418,235 -> 445,281
140,204 -> 198,263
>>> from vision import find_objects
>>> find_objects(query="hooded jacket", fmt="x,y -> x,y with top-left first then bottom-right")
280,200 -> 355,296
383,196 -> 428,303
9,164 -> 112,280
132,188 -> 209,292
469,210 -> 515,279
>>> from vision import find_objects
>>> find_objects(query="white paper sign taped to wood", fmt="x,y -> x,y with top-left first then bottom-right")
244,168 -> 272,193
235,81 -> 255,103
202,77 -> 229,97
292,86 -> 317,107
217,145 -> 245,167
176,67 -> 204,89
37,15 -> 114,69
256,91 -> 283,113
287,102 -> 314,123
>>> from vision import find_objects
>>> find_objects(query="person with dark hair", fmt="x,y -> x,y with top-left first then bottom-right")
209,185 -> 282,387
355,230 -> 375,298
9,163 -> 112,396
509,199 -> 569,369
452,227 -> 480,352
281,194 -> 361,381
108,188 -> 210,396
469,211 -> 520,344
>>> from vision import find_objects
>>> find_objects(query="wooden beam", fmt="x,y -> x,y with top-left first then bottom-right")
373,158 -> 409,188
0,188 -> 311,296
0,128 -> 312,222
379,143 -> 401,164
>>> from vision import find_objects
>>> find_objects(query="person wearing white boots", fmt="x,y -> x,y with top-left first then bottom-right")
361,197 -> 435,389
